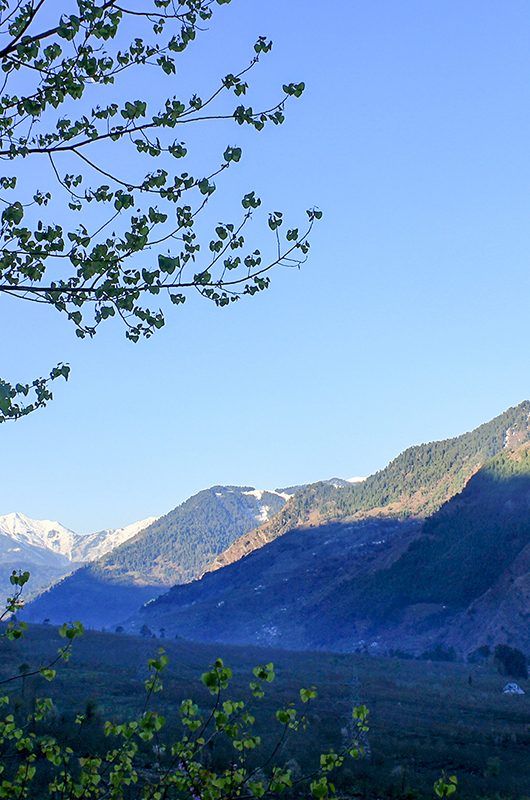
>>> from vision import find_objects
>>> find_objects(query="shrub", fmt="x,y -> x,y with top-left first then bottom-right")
493,645 -> 528,679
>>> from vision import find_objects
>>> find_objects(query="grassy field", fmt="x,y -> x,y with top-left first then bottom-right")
0,626 -> 528,799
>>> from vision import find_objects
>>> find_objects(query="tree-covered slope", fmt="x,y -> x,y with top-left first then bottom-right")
310,442 -> 530,654
209,401 -> 530,571
23,486 -> 288,628
356,443 -> 530,615
281,400 -> 530,521
93,486 -> 287,585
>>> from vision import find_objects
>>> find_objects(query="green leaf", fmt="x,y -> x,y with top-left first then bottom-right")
223,145 -> 242,163
300,686 -> 317,702
310,778 -> 328,798
2,202 -> 24,225
9,570 -> 30,587
253,663 -> 275,682
198,178 -> 215,196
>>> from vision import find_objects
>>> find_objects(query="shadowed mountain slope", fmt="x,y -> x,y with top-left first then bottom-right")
209,401 -> 530,572
127,517 -> 422,647
128,437 -> 530,656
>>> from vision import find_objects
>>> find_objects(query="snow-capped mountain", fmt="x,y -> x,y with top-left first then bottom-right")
0,512 -> 156,600
0,512 -> 78,559
72,517 -> 158,562
0,512 -> 156,563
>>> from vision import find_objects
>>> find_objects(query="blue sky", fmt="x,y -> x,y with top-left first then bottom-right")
2,0 -> 530,532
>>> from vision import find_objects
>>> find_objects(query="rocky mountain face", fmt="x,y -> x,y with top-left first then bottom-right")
126,403 -> 530,657
21,486 -> 291,628
0,513 -> 155,599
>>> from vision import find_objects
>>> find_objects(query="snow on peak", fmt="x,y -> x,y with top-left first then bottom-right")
274,490 -> 294,501
243,489 -> 265,501
72,517 -> 157,562
346,476 -> 367,484
0,512 -> 77,558
0,512 -> 158,563
243,488 -> 293,502
241,488 -> 292,523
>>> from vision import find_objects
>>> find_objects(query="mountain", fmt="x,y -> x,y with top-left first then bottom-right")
22,486 -> 291,628
207,402 -> 530,573
126,403 -> 530,656
0,512 -> 80,599
375,443 -> 530,655
0,513 -> 155,600
126,517 -> 422,647
71,518 -> 158,562
0,513 -> 78,559
91,486 -> 289,587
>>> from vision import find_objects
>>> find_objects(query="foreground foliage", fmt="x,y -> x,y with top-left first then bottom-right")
9,621 -> 529,800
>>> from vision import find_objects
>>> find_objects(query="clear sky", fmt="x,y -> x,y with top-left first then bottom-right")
2,0 -> 530,532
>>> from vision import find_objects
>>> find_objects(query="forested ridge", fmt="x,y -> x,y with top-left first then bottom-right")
94,486 -> 286,585
250,401 -> 530,547
332,442 -> 530,623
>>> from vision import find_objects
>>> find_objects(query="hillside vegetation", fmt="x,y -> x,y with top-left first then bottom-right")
213,402 -> 530,570
94,486 -> 286,585
359,444 -> 530,613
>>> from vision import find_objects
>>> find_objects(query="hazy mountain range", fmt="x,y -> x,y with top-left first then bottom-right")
0,513 -> 156,599
6,401 -> 530,659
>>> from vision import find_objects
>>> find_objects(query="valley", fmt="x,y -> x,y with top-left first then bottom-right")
0,625 -> 528,800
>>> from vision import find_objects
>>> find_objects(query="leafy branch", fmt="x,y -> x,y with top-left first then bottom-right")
0,0 -> 320,421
